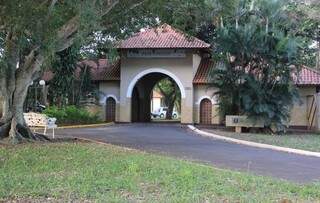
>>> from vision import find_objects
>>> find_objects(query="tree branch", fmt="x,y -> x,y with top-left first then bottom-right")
101,0 -> 120,17
55,16 -> 80,52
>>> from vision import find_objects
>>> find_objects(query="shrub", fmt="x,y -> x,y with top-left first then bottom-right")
44,106 -> 101,125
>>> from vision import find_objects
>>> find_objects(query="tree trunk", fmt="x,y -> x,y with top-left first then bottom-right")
0,75 -> 50,143
166,99 -> 175,120
317,40 -> 320,69
0,50 -> 49,143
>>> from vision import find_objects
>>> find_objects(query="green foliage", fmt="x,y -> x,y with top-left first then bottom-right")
1,143 -> 320,202
211,0 -> 302,131
43,106 -> 101,125
48,46 -> 79,105
155,77 -> 181,117
286,0 -> 320,68
209,129 -> 320,152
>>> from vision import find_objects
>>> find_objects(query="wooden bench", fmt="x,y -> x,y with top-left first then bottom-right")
24,112 -> 57,138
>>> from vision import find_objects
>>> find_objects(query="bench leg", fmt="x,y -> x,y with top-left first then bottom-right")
52,128 -> 55,139
44,126 -> 47,135
235,126 -> 242,133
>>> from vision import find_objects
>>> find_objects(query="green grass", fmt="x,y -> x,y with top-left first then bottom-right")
1,142 -> 320,202
205,129 -> 320,152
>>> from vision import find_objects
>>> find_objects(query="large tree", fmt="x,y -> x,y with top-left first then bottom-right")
0,0 -> 239,143
211,0 -> 302,132
0,0 -> 146,143
156,78 -> 181,120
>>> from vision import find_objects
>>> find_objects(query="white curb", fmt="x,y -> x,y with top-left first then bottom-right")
188,125 -> 320,158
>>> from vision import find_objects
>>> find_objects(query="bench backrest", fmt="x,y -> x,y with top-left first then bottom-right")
24,113 -> 48,127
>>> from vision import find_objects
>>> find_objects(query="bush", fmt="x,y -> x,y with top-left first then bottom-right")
44,106 -> 101,125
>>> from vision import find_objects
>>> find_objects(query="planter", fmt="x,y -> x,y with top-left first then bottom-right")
226,115 -> 264,133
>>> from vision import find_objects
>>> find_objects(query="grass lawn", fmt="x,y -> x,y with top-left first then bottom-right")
204,128 -> 320,152
1,142 -> 320,202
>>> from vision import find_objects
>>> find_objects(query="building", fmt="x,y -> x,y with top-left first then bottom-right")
151,90 -> 164,114
38,24 -> 320,129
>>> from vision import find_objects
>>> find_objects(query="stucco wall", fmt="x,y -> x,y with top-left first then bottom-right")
290,86 -> 316,126
119,50 -> 198,124
193,85 -> 221,124
99,81 -> 121,122
192,85 -> 316,127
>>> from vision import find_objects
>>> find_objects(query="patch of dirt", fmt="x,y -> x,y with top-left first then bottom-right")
0,198 -> 92,203
0,137 -> 85,148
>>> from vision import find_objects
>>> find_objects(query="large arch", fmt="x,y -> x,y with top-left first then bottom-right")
128,70 -> 182,123
126,68 -> 186,99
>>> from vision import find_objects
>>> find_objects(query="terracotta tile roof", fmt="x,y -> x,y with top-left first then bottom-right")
295,66 -> 320,86
193,59 -> 320,86
193,58 -> 215,85
42,71 -> 54,82
78,59 -> 120,81
119,24 -> 210,49
153,90 -> 163,98
42,59 -> 120,82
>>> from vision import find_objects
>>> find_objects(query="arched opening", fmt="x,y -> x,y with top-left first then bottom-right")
130,72 -> 182,123
106,97 -> 116,122
200,98 -> 212,125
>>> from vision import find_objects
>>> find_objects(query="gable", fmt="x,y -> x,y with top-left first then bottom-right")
119,24 -> 210,49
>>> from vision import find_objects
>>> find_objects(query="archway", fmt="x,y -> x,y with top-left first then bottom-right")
129,71 -> 183,123
106,97 -> 116,122
200,98 -> 212,125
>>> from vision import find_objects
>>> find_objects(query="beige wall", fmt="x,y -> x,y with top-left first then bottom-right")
96,51 -> 318,128
193,85 -> 221,125
151,98 -> 162,113
99,81 -> 121,122
192,85 -> 317,127
119,50 -> 198,124
290,86 -> 316,127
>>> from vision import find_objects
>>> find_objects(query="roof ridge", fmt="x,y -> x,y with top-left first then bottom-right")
119,23 -> 210,49
302,65 -> 320,74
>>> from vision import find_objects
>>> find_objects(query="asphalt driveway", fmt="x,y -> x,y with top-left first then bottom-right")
56,123 -> 320,183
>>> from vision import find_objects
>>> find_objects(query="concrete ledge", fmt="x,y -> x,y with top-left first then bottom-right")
56,122 -> 114,129
32,122 -> 114,131
188,125 -> 320,158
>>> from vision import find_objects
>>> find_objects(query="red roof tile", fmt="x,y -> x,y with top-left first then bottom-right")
153,90 -> 163,98
193,59 -> 320,86
42,59 -> 120,82
119,24 -> 210,49
78,59 -> 120,81
295,66 -> 320,86
42,71 -> 54,82
193,58 -> 215,85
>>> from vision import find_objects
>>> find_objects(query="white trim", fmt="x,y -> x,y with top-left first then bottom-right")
188,125 -> 320,158
196,96 -> 215,105
106,95 -> 120,104
126,68 -> 186,98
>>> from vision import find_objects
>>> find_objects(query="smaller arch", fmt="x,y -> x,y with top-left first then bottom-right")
106,97 -> 117,122
106,94 -> 120,104
200,98 -> 212,125
196,96 -> 216,105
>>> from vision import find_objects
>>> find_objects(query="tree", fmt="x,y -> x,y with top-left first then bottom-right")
48,46 -> 79,107
0,0 -> 146,143
284,0 -> 320,68
0,0 -> 239,143
211,0 -> 302,132
156,78 -> 181,120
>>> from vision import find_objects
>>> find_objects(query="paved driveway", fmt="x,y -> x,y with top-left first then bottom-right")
56,123 -> 320,183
